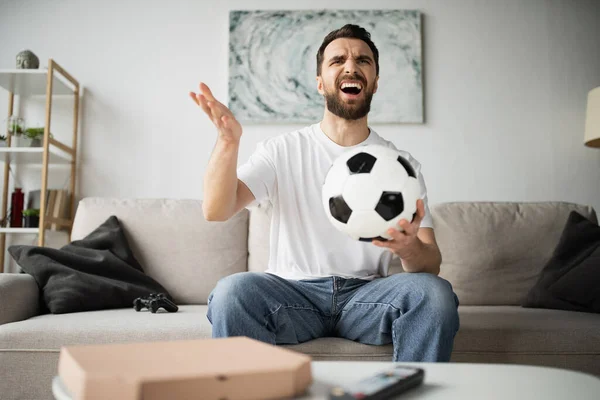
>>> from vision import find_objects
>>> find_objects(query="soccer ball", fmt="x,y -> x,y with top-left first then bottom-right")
322,144 -> 421,241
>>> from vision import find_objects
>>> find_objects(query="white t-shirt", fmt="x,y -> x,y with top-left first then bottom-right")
237,123 -> 433,280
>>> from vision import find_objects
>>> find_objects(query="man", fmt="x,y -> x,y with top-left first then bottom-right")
189,24 -> 459,362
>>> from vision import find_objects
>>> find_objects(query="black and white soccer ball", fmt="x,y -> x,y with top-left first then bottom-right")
322,144 -> 421,242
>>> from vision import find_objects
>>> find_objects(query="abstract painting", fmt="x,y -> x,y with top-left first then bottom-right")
228,9 -> 423,124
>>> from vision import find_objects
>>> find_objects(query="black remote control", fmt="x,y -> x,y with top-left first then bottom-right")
329,365 -> 424,399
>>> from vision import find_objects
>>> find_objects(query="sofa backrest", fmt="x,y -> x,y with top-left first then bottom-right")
432,201 -> 597,305
71,198 -> 597,307
248,201 -> 597,306
71,198 -> 249,305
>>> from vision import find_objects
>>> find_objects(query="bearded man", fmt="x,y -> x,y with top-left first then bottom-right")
190,24 -> 460,362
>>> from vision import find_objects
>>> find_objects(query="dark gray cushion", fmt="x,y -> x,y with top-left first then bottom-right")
522,211 -> 600,313
8,216 -> 172,314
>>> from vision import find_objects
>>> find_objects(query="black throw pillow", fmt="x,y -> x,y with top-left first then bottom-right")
9,215 -> 172,314
522,211 -> 600,313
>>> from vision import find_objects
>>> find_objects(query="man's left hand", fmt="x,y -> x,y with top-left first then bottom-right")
372,199 -> 425,258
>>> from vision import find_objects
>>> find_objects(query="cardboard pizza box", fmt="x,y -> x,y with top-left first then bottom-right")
57,336 -> 312,400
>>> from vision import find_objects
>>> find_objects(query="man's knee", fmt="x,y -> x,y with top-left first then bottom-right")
390,273 -> 459,330
207,272 -> 268,316
418,274 -> 459,330
207,272 -> 268,322
207,272 -> 279,341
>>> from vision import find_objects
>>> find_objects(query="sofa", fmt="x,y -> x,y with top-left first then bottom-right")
1,198 -> 599,399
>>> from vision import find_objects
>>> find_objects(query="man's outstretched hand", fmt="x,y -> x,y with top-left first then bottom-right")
189,82 -> 242,143
372,199 -> 426,259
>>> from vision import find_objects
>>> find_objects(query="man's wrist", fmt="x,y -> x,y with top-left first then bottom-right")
400,239 -> 441,274
398,238 -> 426,272
217,136 -> 240,147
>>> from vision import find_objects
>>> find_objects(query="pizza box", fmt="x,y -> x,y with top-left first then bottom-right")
57,336 -> 312,400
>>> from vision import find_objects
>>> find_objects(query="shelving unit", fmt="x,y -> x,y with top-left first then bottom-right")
0,146 -> 72,164
0,59 -> 80,272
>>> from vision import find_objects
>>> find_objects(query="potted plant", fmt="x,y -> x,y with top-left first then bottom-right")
22,208 -> 40,228
23,127 -> 49,147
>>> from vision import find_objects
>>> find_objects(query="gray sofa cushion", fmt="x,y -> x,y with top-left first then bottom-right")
454,305 -> 600,354
1,305 -> 598,399
0,306 -> 212,349
2,305 -> 597,356
0,274 -> 39,325
71,198 -> 249,305
432,202 -> 597,305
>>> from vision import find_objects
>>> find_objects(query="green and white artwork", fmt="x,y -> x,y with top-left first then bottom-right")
228,9 -> 423,124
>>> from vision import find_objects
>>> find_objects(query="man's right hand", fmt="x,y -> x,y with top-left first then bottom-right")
189,82 -> 242,143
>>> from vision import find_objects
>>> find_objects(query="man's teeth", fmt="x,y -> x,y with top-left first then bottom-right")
341,82 -> 362,90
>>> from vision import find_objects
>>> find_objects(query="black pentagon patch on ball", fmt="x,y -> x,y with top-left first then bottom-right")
359,236 -> 389,242
347,152 -> 377,174
329,195 -> 352,224
397,156 -> 416,178
375,191 -> 404,221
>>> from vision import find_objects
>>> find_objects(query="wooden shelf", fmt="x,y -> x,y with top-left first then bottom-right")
0,227 -> 71,234
0,228 -> 39,234
0,146 -> 72,164
0,59 -> 79,272
0,69 -> 75,96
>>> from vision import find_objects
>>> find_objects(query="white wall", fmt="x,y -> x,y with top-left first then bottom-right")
0,0 -> 599,213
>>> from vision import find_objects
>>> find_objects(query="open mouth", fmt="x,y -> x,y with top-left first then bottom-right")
340,81 -> 363,96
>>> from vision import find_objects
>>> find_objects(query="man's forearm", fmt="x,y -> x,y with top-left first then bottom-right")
203,138 -> 240,221
400,239 -> 442,275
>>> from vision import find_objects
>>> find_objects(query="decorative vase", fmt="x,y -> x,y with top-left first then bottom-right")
7,116 -> 25,136
10,188 -> 24,227
16,50 -> 40,69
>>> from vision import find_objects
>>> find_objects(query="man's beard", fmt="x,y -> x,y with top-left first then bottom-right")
324,81 -> 374,121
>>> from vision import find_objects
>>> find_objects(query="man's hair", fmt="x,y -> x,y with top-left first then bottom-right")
316,24 -> 380,76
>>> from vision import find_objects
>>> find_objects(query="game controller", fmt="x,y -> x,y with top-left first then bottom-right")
133,293 -> 178,313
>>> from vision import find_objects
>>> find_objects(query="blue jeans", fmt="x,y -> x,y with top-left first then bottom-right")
207,272 -> 460,362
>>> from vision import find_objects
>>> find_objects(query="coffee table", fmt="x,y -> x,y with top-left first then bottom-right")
300,362 -> 600,399
53,361 -> 600,399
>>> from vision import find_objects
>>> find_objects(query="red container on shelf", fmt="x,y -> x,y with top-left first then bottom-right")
10,188 -> 24,227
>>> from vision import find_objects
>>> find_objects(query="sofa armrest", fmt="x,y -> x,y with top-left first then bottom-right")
0,273 -> 40,325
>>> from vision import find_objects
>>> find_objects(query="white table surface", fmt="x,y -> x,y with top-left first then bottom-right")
299,361 -> 600,400
53,361 -> 600,400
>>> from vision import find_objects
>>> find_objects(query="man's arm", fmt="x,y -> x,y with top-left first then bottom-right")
202,140 -> 255,221
189,82 -> 255,221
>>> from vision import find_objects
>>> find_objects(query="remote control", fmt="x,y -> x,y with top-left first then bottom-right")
329,365 -> 424,399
